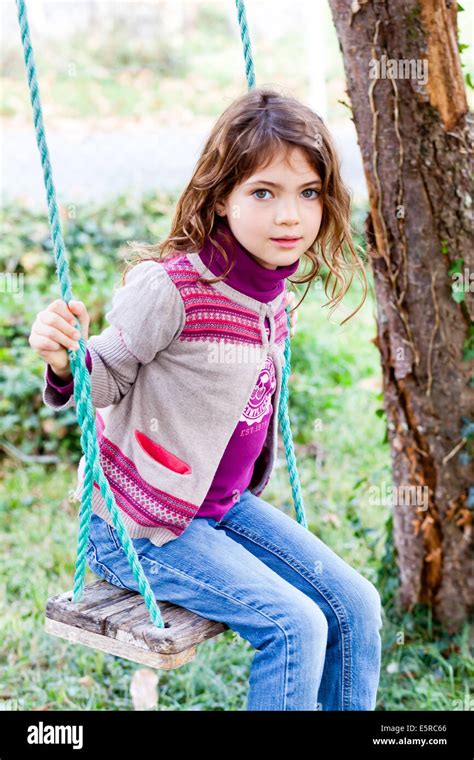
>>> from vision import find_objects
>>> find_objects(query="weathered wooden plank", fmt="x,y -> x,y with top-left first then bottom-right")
126,610 -> 227,654
50,580 -> 133,612
45,586 -> 140,635
44,580 -> 229,664
44,617 -> 197,670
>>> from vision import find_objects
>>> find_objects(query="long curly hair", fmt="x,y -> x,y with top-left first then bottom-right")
123,86 -> 367,324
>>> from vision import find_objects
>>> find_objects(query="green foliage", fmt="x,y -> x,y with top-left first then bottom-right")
457,1 -> 474,92
463,325 -> 474,362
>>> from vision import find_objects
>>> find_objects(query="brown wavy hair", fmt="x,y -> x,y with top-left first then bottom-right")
124,86 -> 367,324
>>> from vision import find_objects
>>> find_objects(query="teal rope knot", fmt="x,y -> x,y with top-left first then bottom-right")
16,0 -> 308,633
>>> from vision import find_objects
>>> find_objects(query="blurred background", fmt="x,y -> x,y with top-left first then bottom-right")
1,0 -> 374,207
0,0 -> 472,712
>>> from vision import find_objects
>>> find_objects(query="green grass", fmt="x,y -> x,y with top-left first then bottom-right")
0,195 -> 471,711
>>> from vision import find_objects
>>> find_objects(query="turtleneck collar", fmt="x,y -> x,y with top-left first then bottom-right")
198,217 -> 300,303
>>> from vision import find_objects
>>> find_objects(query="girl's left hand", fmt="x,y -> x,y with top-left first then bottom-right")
284,290 -> 298,338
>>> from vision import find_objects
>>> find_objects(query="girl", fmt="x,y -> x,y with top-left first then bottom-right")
30,87 -> 383,711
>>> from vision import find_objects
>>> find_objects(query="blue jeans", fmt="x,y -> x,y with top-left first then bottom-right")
86,488 -> 383,710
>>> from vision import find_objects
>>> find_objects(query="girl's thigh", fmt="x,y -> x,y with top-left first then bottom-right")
86,512 -> 326,647
217,489 -> 383,625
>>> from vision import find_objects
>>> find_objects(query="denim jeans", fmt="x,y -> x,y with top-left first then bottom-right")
86,488 -> 383,711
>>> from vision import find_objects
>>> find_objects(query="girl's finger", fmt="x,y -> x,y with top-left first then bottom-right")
35,322 -> 80,350
49,298 -> 77,325
32,335 -> 63,352
67,301 -> 89,336
42,312 -> 82,342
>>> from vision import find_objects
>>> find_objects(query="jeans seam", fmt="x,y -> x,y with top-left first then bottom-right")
87,539 -> 126,589
106,522 -> 125,553
220,520 -> 352,710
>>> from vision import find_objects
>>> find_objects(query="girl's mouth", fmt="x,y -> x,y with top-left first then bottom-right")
270,237 -> 302,248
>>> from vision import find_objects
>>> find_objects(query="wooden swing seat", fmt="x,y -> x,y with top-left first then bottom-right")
44,579 -> 228,670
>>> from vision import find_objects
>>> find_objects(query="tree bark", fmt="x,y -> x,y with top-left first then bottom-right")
327,0 -> 473,632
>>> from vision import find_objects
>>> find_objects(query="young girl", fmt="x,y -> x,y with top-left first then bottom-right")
30,87 -> 383,711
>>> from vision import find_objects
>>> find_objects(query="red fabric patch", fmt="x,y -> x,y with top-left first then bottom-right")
134,429 -> 192,475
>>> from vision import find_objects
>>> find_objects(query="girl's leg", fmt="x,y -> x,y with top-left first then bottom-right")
216,489 -> 383,711
86,512 -> 328,710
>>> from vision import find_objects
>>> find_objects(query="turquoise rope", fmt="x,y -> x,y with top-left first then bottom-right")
234,0 -> 256,89
278,325 -> 308,529
15,0 -> 166,628
16,0 -> 307,636
235,0 -> 307,528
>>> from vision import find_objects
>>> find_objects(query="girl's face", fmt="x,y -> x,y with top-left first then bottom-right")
216,146 -> 323,270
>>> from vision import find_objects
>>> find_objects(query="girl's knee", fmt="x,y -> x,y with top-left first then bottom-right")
286,596 -> 328,643
355,576 -> 383,630
257,587 -> 327,644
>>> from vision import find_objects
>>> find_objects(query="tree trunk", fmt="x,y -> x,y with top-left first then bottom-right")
327,0 -> 473,632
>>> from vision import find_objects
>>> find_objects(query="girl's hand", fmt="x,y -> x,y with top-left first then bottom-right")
284,290 -> 299,338
29,299 -> 90,377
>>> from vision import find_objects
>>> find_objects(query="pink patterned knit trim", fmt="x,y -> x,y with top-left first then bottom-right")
92,432 -> 198,535
162,255 -> 268,346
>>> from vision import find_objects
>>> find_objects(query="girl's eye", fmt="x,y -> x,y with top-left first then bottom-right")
252,188 -> 320,200
302,188 -> 320,199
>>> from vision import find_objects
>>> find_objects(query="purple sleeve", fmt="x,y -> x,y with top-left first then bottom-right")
46,348 -> 92,396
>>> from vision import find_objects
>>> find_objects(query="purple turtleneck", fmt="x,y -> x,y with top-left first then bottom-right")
46,218 -> 299,522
